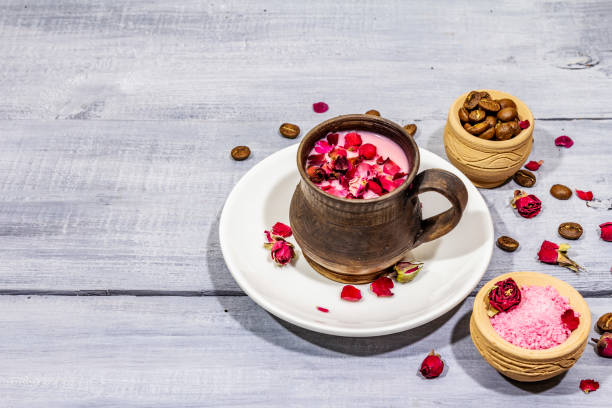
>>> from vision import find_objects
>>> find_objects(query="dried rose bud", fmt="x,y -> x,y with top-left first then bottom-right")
487,278 -> 521,316
599,222 -> 612,242
394,261 -> 423,283
592,333 -> 612,358
307,166 -> 325,183
579,379 -> 599,394
537,240 -> 583,272
420,350 -> 444,379
269,239 -> 295,266
511,190 -> 541,218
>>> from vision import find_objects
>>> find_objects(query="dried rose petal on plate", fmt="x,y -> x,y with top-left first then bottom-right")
600,222 -> 612,242
312,102 -> 329,113
555,135 -> 574,148
579,379 -> 599,394
561,309 -> 580,331
316,306 -> 329,313
370,276 -> 394,297
420,350 -> 444,379
575,189 -> 594,201
524,160 -> 543,171
340,285 -> 362,302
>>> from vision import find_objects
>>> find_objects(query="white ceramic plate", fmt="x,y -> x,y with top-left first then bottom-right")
220,144 -> 494,337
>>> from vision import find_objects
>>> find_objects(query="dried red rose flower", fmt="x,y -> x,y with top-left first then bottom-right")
420,350 -> 444,379
307,166 -> 325,183
312,102 -> 329,113
271,222 -> 292,238
599,222 -> 612,242
327,132 -> 339,145
511,190 -> 541,218
575,189 -> 593,201
340,285 -> 362,302
370,276 -> 394,297
519,120 -> 530,129
270,240 -> 295,266
592,333 -> 612,358
316,306 -> 329,313
524,160 -> 543,171
537,240 -> 582,272
579,379 -> 599,394
561,309 -> 580,331
488,278 -> 521,315
555,135 -> 574,148
343,132 -> 363,150
358,143 -> 377,160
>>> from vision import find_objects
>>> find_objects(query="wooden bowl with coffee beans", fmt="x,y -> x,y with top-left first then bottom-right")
444,90 -> 534,188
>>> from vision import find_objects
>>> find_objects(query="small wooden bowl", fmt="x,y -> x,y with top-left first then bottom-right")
444,90 -> 534,188
470,271 -> 591,382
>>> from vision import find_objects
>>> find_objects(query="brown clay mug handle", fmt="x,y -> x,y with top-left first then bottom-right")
409,169 -> 468,245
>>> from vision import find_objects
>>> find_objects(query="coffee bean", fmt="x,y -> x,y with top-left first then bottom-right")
597,313 -> 612,332
478,99 -> 501,112
466,121 -> 490,135
498,99 -> 517,109
464,91 -> 481,110
458,107 -> 470,123
463,122 -> 471,131
469,109 -> 486,123
479,91 -> 491,100
550,184 -> 572,200
558,222 -> 583,240
279,123 -> 300,139
404,123 -> 417,136
497,107 -> 518,122
479,127 -> 496,140
231,146 -> 251,161
513,169 -> 536,187
365,109 -> 380,116
508,119 -> 521,136
495,122 -> 513,140
484,115 -> 497,128
497,236 -> 519,252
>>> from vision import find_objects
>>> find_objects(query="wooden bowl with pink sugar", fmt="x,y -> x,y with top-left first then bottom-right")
470,271 -> 591,382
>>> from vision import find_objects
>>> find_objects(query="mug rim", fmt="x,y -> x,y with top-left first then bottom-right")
296,114 -> 421,204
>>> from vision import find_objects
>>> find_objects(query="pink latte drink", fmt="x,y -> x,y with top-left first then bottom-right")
305,130 -> 410,199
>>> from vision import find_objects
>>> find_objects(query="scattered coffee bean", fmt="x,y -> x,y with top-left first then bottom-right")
495,122 -> 514,140
469,109 -> 486,123
497,107 -> 518,122
479,127 -> 496,140
231,146 -> 251,161
478,99 -> 501,112
497,98 -> 517,109
404,123 -> 417,136
558,222 -> 583,240
459,107 -> 470,123
365,109 -> 380,116
597,312 -> 612,332
279,123 -> 300,139
550,184 -> 572,200
463,91 -> 481,110
497,236 -> 519,252
513,169 -> 536,187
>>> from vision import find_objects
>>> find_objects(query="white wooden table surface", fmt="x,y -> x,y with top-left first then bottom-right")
0,1 -> 610,406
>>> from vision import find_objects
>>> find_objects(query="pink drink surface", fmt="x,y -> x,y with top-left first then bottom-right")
305,130 -> 410,199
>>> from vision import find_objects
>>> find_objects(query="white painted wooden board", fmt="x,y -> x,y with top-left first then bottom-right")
0,295 -> 608,407
0,119 -> 609,294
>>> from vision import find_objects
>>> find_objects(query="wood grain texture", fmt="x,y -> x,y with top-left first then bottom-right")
0,295 -> 608,407
0,119 -> 609,294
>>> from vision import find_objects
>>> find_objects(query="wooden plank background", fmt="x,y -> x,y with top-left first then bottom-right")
0,0 -> 609,406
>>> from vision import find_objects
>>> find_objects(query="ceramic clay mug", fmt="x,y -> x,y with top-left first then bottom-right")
289,114 -> 468,284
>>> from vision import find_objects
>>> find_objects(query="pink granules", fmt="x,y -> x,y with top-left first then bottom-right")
490,285 -> 575,350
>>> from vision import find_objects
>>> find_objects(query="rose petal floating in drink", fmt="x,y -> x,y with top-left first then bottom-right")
312,102 -> 329,113
358,143 -> 377,160
314,140 -> 333,154
561,309 -> 580,331
555,135 -> 574,148
579,379 -> 599,394
575,189 -> 594,201
370,276 -> 394,297
340,285 -> 362,302
420,350 -> 444,379
327,132 -> 339,145
344,132 -> 363,150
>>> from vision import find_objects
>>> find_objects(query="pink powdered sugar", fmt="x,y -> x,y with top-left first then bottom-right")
490,285 -> 575,350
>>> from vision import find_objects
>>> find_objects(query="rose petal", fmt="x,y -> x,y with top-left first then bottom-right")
264,230 -> 274,243
271,222 -> 292,238
579,379 -> 599,394
538,240 -> 560,264
561,309 -> 580,331
379,177 -> 397,193
524,160 -> 542,171
358,143 -> 377,160
599,222 -> 612,242
355,162 -> 374,179
370,276 -> 394,297
314,140 -> 333,154
519,120 -> 530,129
316,306 -> 329,313
340,285 -> 362,302
313,102 -> 329,113
326,133 -> 339,145
307,154 -> 326,166
555,135 -> 574,148
575,189 -> 593,201
348,177 -> 368,198
367,180 -> 383,195
344,132 -> 363,149
382,159 -> 401,177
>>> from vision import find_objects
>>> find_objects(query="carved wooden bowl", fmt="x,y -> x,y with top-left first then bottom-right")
444,90 -> 534,188
470,271 -> 591,382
